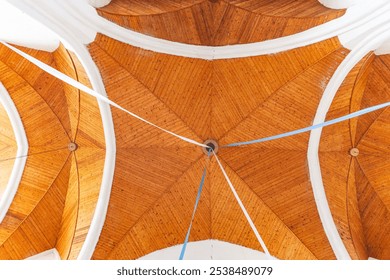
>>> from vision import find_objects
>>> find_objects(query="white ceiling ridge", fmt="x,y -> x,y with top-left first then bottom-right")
307,20 -> 390,260
139,239 -> 275,260
319,0 -> 365,9
0,82 -> 28,224
4,1 -> 390,58
84,1 -> 390,59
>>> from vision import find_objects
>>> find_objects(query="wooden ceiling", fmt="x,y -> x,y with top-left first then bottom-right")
1,0 -> 390,260
0,44 -> 105,260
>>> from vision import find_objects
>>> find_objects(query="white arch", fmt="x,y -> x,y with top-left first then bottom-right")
6,0 -> 117,260
307,21 -> 390,260
0,83 -> 28,223
138,240 -> 274,260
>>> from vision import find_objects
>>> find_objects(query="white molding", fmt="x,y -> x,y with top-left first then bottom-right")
37,0 -> 389,60
87,0 -> 112,8
26,248 -> 61,260
0,83 -> 28,224
5,0 -> 117,260
319,0 -> 364,9
307,22 -> 390,260
138,240 -> 275,260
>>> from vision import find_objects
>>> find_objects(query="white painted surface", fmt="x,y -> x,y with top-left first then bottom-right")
26,248 -> 61,260
139,240 -> 272,260
0,83 -> 28,224
0,1 -> 59,51
338,1 -> 390,54
319,0 -> 364,9
88,0 -> 111,8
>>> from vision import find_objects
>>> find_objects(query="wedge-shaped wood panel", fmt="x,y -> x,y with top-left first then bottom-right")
0,154 -> 71,259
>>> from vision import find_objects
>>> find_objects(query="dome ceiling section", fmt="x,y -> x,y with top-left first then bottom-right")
319,54 -> 390,260
353,55 -> 390,259
97,0 -> 345,46
0,43 -> 107,260
88,28 -> 347,260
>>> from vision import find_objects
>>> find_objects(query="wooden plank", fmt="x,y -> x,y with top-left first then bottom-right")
219,147 -> 334,259
209,158 -> 317,259
92,148 -> 202,259
219,45 -> 347,146
89,39 -> 210,141
55,153 -> 79,260
355,162 -> 390,259
53,45 -> 81,141
98,0 -> 204,16
105,157 -> 210,259
98,0 -> 344,45
0,101 -> 17,194
0,149 -> 70,251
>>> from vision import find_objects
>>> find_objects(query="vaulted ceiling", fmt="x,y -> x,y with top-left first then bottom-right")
0,0 -> 389,260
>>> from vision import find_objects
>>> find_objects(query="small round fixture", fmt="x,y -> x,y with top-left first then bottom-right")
203,139 -> 219,155
349,148 -> 359,157
68,142 -> 78,152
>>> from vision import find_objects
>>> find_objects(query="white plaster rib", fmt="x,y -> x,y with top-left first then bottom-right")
307,22 -> 390,260
0,82 -> 28,223
65,0 -> 390,59
5,0 -> 117,260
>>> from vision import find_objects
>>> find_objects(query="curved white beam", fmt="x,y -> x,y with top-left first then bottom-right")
0,83 -> 28,224
6,0 -> 117,260
307,21 -> 390,260
53,0 -> 390,59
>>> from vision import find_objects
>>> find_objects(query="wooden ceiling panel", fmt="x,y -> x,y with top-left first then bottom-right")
354,56 -> 390,146
209,159 -> 317,260
319,151 -> 365,259
99,0 -> 204,16
0,154 -> 71,260
55,153 -> 79,260
53,46 -> 81,141
355,162 -> 390,259
225,0 -> 343,17
92,148 -> 202,259
89,38 -> 211,141
0,45 -> 75,142
0,62 -> 70,154
0,101 -> 17,194
218,147 -> 335,259
98,0 -> 344,46
105,157 -> 211,259
319,57 -> 369,152
0,149 -> 70,246
219,44 -> 347,146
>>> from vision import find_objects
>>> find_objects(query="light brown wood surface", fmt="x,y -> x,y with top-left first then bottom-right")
98,0 -> 345,45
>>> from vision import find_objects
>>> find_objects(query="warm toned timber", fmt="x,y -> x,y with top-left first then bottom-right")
0,101 -> 17,195
89,28 -> 348,259
98,0 -> 345,45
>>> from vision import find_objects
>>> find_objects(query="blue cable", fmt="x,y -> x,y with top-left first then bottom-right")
179,167 -> 207,260
224,101 -> 390,147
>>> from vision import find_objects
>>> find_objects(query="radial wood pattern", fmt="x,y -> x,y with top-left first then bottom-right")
319,54 -> 390,260
98,0 -> 345,45
89,30 -> 347,259
0,44 -> 106,260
